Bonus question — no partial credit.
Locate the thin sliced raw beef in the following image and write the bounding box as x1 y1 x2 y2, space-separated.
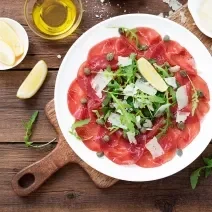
163 40 197 75
76 111 102 152
67 79 88 120
146 118 165 139
115 36 137 57
88 37 119 59
124 27 162 57
196 99 210 120
175 73 209 101
136 128 180 168
175 115 200 149
137 27 162 46
144 42 167 64
87 54 118 71
176 72 210 118
77 62 104 102
100 130 145 165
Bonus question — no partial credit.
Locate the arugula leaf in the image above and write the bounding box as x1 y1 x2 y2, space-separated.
205 168 212 178
120 27 139 47
203 158 212 178
70 119 91 139
153 63 170 78
190 157 212 189
187 75 199 116
110 93 135 133
24 111 39 147
156 91 171 139
190 167 203 189
148 95 166 104
203 157 212 165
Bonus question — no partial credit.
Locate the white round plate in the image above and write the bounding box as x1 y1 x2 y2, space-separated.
0 18 29 70
55 14 212 181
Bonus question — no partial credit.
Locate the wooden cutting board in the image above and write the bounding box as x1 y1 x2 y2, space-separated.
11 4 212 196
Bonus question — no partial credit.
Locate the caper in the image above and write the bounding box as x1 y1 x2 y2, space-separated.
138 44 148 51
163 35 170 42
176 149 183 157
197 90 204 98
106 53 114 61
102 135 110 142
118 27 125 35
96 118 105 126
180 70 187 78
96 152 104 158
84 67 91 76
177 122 185 131
80 97 87 104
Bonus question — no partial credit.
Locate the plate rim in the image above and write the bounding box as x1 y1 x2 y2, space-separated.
55 13 212 181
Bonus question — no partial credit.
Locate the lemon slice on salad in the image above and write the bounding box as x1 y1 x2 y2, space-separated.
17 60 48 99
137 57 168 92
0 39 16 66
0 21 23 57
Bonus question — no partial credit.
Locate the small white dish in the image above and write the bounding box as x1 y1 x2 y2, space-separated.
55 14 212 181
188 0 212 38
0 18 29 70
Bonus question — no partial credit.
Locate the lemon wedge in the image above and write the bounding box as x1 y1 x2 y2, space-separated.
17 60 48 99
137 57 168 92
0 39 16 66
0 21 23 57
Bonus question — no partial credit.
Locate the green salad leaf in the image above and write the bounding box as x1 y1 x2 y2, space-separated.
70 119 91 139
190 157 212 189
24 111 39 147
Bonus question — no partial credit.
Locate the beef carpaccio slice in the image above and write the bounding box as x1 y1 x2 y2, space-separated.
67 27 210 167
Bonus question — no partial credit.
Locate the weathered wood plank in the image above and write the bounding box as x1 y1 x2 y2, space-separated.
0 0 186 69
0 71 56 110
0 109 56 142
0 143 212 212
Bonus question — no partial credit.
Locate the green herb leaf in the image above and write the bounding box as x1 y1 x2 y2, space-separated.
190 157 212 189
110 93 135 133
24 111 39 147
205 168 212 178
71 119 90 131
70 119 91 139
190 168 203 189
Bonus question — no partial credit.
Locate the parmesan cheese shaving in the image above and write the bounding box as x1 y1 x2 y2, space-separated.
108 113 127 129
123 83 137 96
127 132 137 144
176 85 188 110
176 111 190 123
154 103 171 117
169 65 180 73
91 70 112 98
164 77 177 89
145 137 165 159
135 79 157 96
118 56 132 67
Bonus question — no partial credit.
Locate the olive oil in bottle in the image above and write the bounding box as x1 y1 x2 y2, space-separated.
32 0 77 36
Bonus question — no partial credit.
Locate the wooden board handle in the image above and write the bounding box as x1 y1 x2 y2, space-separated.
11 140 73 196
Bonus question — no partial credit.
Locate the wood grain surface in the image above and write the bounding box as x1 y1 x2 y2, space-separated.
1 0 212 211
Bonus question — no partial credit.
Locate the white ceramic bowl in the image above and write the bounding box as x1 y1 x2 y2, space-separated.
55 14 212 181
0 18 29 70
188 0 212 38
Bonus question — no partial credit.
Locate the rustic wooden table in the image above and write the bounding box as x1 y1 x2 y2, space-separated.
2 0 212 211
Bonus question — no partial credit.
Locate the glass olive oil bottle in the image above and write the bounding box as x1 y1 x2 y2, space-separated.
32 0 77 36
